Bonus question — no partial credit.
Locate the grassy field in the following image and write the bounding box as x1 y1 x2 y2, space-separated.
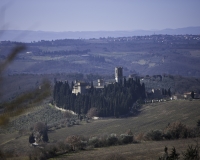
56 138 199 160
46 99 200 142
0 99 200 159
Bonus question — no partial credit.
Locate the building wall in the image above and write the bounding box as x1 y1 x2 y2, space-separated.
151 89 163 99
72 82 87 95
98 79 104 86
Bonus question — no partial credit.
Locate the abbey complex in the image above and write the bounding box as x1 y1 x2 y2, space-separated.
53 67 146 117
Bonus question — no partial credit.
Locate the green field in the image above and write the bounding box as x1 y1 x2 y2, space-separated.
56 139 198 160
48 99 200 140
1 99 200 159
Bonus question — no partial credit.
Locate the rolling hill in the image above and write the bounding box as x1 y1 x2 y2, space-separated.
1 99 200 159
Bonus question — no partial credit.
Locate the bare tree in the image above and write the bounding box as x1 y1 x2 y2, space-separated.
66 135 81 151
87 107 99 119
34 122 47 134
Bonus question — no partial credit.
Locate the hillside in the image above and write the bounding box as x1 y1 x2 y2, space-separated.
49 99 200 139
1 99 200 158
56 139 198 160
1 35 200 77
1 73 200 103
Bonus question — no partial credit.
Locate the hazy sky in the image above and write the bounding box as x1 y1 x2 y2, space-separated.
0 0 200 32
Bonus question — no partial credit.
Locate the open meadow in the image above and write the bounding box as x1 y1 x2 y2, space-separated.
47 99 200 140
56 138 199 160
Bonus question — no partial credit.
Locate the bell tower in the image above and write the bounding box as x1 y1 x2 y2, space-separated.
115 67 123 83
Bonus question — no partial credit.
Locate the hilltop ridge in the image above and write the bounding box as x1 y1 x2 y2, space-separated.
1 26 200 42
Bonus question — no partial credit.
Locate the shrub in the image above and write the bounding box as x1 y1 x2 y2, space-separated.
120 134 133 144
107 134 118 146
56 141 70 152
88 135 108 148
98 134 109 147
163 146 169 159
125 129 133 135
87 107 99 119
67 122 71 127
145 130 163 141
169 147 180 160
135 132 145 141
45 144 58 158
159 144 199 160
80 140 87 150
182 145 199 160
74 120 80 125
185 127 199 138
70 120 75 125
29 148 45 160
63 111 73 118
89 136 100 148
158 146 180 160
66 135 81 151
163 121 190 139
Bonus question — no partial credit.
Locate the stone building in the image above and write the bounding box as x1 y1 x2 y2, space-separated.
72 81 88 95
97 79 104 86
115 67 123 83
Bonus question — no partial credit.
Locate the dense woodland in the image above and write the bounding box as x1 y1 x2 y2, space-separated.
53 78 146 117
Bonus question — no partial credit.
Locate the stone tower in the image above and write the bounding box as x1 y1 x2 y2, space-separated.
115 67 123 83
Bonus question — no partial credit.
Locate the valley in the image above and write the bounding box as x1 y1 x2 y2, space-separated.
0 35 200 159
1 35 200 77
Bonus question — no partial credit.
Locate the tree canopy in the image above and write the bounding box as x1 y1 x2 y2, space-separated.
53 78 146 117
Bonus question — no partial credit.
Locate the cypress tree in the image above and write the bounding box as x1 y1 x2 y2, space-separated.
42 131 49 142
53 77 146 117
191 91 195 99
29 133 35 144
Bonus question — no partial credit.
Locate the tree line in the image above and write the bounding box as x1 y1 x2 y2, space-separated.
35 49 90 56
53 78 146 117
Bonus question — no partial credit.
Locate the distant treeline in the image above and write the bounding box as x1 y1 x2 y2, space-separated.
27 39 86 46
53 78 146 117
87 55 105 63
34 49 90 56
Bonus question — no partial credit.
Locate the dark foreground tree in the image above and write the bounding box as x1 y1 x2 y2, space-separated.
42 131 49 142
197 119 200 127
169 147 180 160
182 145 199 160
191 91 195 99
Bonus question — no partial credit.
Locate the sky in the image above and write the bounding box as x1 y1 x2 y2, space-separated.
0 0 200 32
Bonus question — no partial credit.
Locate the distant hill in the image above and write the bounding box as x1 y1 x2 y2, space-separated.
0 26 200 42
1 34 200 77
